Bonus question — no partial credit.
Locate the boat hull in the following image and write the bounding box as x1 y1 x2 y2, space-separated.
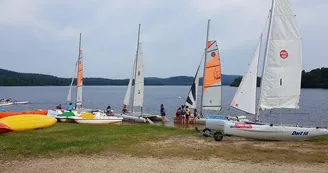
0 114 56 133
125 112 162 121
71 117 123 124
224 121 328 141
121 114 147 123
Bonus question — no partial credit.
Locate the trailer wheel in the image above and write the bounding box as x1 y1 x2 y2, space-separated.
213 132 223 141
202 128 211 137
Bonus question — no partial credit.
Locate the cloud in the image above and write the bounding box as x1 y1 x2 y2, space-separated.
0 0 327 78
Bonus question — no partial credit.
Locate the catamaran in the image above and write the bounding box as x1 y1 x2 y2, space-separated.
222 0 328 141
54 33 122 123
120 24 160 124
175 20 249 125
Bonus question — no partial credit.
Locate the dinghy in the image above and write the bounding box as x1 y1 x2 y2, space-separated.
70 112 123 124
177 20 249 126
119 24 158 124
221 0 328 141
0 100 28 106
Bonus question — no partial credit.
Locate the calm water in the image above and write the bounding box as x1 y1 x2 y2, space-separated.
0 86 327 127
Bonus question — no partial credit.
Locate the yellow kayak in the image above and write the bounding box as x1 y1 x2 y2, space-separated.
0 114 57 134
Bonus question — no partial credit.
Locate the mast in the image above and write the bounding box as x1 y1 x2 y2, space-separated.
255 0 276 121
75 33 82 109
200 19 210 117
131 24 141 113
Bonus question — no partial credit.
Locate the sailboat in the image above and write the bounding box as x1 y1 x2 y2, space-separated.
175 20 249 125
223 0 328 141
120 24 160 124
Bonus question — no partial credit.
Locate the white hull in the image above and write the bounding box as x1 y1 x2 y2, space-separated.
71 116 123 124
121 114 147 123
0 102 13 106
224 121 328 141
125 112 162 121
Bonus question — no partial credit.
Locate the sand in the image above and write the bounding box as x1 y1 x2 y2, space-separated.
1 155 327 173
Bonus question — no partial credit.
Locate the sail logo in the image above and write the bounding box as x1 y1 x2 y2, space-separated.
291 131 309 136
280 50 288 59
211 52 216 57
235 124 252 129
213 68 220 80
138 71 140 76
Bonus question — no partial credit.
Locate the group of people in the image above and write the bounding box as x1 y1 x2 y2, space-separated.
56 103 116 116
54 102 196 123
175 105 198 124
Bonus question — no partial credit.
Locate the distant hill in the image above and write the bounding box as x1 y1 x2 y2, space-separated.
0 68 240 86
230 67 328 89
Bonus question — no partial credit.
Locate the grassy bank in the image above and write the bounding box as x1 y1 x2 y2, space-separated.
0 123 192 159
1 123 328 164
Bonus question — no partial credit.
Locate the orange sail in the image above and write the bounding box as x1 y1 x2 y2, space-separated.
76 48 83 109
202 40 222 111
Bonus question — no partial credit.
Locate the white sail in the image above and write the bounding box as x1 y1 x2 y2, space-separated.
185 64 201 109
259 0 302 110
66 63 77 104
133 43 144 107
202 40 222 111
123 58 136 106
231 35 262 114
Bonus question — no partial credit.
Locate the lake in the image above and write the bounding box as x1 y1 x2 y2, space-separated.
0 86 327 127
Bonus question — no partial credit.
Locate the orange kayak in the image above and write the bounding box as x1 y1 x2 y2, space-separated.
0 110 48 119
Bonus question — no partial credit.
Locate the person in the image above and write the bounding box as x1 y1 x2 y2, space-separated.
67 103 74 112
185 106 191 124
6 98 11 102
106 105 112 116
193 108 198 124
122 104 128 114
56 104 62 110
160 104 166 122
181 105 186 124
175 107 181 120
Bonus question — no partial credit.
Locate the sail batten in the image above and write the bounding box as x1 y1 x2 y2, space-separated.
258 0 302 111
202 40 222 111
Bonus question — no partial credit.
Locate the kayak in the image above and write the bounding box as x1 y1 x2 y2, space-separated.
0 110 48 119
0 114 56 134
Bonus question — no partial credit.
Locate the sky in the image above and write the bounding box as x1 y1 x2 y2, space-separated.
0 0 327 79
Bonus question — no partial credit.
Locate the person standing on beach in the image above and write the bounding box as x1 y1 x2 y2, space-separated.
181 105 186 124
185 106 191 124
67 103 74 112
160 104 166 122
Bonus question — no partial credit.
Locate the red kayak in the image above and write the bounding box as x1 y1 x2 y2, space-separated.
0 110 48 119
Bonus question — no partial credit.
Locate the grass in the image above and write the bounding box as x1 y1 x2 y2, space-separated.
0 123 192 159
1 123 328 164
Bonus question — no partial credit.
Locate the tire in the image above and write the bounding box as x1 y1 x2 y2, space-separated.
202 128 212 137
213 132 223 141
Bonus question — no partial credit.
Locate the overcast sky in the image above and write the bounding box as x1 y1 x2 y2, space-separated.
0 0 327 79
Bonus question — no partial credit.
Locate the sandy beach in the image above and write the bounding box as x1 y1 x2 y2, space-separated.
1 155 327 173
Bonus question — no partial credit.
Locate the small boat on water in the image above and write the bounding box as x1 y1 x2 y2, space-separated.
0 100 29 106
